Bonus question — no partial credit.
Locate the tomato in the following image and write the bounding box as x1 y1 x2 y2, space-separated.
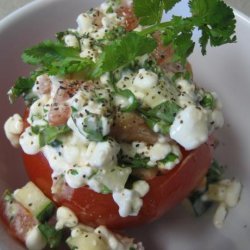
23 142 212 229
0 196 38 244
20 5 212 230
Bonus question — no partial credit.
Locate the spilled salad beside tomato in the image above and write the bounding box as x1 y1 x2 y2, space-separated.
1 0 242 249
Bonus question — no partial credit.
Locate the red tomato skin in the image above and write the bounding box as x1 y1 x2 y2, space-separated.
23 142 212 229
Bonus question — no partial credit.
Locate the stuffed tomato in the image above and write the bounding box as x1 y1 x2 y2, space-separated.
4 0 226 230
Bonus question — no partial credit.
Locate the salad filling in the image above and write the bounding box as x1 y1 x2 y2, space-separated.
4 0 227 218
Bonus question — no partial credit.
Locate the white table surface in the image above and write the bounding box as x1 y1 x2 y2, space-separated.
0 0 250 20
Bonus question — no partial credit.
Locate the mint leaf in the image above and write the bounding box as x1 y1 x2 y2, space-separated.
92 32 157 78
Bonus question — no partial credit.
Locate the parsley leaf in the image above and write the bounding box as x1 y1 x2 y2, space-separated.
8 77 35 103
139 0 236 63
189 0 237 55
133 0 181 25
162 0 181 11
133 0 164 25
92 32 157 78
22 40 95 76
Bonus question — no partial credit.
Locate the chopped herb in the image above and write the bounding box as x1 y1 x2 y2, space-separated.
101 185 112 194
37 125 71 147
161 153 178 163
73 114 105 142
69 169 79 176
116 89 139 112
188 160 224 216
200 92 215 109
141 100 180 134
38 223 62 249
206 160 224 184
119 153 150 169
3 190 13 203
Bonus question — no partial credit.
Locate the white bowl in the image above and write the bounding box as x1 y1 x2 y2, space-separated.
0 1 250 249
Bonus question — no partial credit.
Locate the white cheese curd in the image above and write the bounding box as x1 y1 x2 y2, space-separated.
4 114 24 147
19 127 40 155
170 105 209 150
102 13 121 29
116 71 176 108
86 140 120 168
80 48 97 61
148 142 171 162
65 166 93 189
132 180 150 197
100 73 110 85
209 109 224 130
71 224 94 237
176 79 196 108
64 34 79 48
56 206 78 230
101 116 111 136
113 189 143 217
114 95 131 109
213 203 228 229
67 117 90 143
25 225 47 250
62 144 82 165
82 100 103 115
27 95 50 126
201 179 242 228
164 144 182 170
133 69 158 89
77 14 93 34
95 226 130 250
42 145 70 176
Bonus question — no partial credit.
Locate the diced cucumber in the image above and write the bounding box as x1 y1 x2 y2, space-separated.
66 232 109 250
13 182 55 222
93 166 132 192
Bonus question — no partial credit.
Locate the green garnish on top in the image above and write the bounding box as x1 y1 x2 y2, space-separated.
9 0 236 103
